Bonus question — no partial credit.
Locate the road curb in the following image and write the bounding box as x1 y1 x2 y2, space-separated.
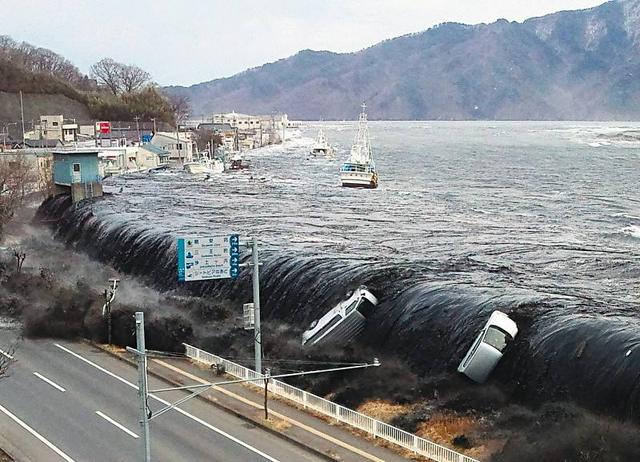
86 341 336 462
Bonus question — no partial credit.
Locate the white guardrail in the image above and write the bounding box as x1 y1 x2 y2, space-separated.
183 343 479 462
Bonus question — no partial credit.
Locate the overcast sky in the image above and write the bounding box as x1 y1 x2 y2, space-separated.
1 0 605 86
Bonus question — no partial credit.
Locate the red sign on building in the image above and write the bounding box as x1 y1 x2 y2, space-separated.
97 121 111 134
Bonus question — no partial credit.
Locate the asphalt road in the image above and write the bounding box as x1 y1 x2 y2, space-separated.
0 332 324 462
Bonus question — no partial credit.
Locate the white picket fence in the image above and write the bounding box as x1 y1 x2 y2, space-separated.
183 343 479 462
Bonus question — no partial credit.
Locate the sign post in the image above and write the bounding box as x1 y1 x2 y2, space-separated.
177 234 240 282
251 237 262 374
176 233 262 373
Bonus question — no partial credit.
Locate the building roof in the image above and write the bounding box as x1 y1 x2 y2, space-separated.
23 139 63 148
197 122 235 132
216 112 252 118
52 149 100 156
153 132 192 142
139 143 170 156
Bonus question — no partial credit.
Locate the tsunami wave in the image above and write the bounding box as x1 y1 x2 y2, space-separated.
36 194 640 421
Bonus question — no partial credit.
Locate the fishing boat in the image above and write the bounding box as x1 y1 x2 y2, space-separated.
184 151 224 174
227 153 249 170
302 286 378 348
340 103 378 188
310 128 335 157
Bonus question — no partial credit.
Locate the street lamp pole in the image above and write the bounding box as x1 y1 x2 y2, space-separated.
132 312 151 462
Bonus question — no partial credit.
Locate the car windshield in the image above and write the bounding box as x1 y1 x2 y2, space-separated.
344 300 359 315
483 327 512 352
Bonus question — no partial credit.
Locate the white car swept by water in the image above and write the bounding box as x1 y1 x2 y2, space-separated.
302 286 378 347
457 310 518 383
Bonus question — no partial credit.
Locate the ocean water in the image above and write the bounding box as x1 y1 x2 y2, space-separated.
99 121 640 308
42 121 640 418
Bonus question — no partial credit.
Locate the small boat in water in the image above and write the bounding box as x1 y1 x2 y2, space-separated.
227 153 249 170
302 286 378 347
340 103 378 188
310 128 335 157
184 151 224 174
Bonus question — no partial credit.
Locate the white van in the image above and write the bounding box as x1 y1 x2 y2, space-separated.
457 311 518 383
302 286 378 347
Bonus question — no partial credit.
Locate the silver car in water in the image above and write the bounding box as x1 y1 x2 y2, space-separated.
302 286 378 347
457 311 518 383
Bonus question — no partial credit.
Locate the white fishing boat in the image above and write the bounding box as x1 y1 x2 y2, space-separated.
310 128 335 157
340 103 378 188
184 151 224 174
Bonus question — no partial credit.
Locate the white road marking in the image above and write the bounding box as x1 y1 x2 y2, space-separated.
33 372 66 392
54 343 281 462
0 349 14 360
154 359 387 462
0 402 76 462
95 411 139 439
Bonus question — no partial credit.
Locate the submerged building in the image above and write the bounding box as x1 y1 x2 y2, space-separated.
52 150 103 202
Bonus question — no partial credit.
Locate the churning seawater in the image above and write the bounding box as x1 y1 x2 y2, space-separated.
41 121 640 418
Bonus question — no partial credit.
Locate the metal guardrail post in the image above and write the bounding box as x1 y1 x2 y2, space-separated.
182 343 479 462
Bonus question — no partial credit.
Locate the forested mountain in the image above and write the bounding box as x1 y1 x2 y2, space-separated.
166 0 640 120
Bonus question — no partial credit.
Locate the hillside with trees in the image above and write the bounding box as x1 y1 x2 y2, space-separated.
0 36 176 124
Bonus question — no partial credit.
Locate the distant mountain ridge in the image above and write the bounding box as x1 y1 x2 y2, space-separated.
166 0 640 120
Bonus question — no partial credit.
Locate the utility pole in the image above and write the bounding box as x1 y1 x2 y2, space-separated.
251 237 262 374
134 116 141 143
150 118 157 135
175 115 182 165
102 278 119 345
19 91 25 148
282 115 285 143
133 312 151 462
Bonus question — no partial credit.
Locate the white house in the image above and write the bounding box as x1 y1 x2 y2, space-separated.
150 132 194 163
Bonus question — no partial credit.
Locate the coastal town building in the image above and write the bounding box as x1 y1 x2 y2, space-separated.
196 122 238 151
24 115 80 143
150 131 195 163
98 144 170 176
205 112 289 150
52 149 103 202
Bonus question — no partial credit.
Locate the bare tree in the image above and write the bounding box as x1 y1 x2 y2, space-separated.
0 37 83 83
0 155 37 234
90 58 123 96
37 157 55 198
168 94 191 126
13 248 25 273
194 128 222 152
119 64 151 93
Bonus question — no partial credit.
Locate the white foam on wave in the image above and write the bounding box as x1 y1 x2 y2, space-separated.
621 225 640 239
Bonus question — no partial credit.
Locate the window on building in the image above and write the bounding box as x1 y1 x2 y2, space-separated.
73 163 81 172
52 122 59 126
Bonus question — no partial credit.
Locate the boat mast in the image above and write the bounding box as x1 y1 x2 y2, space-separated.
350 102 371 164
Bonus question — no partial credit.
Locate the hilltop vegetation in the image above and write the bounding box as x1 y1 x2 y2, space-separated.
166 0 640 120
0 36 176 124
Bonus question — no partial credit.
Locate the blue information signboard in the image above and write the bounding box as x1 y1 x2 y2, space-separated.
177 234 240 281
